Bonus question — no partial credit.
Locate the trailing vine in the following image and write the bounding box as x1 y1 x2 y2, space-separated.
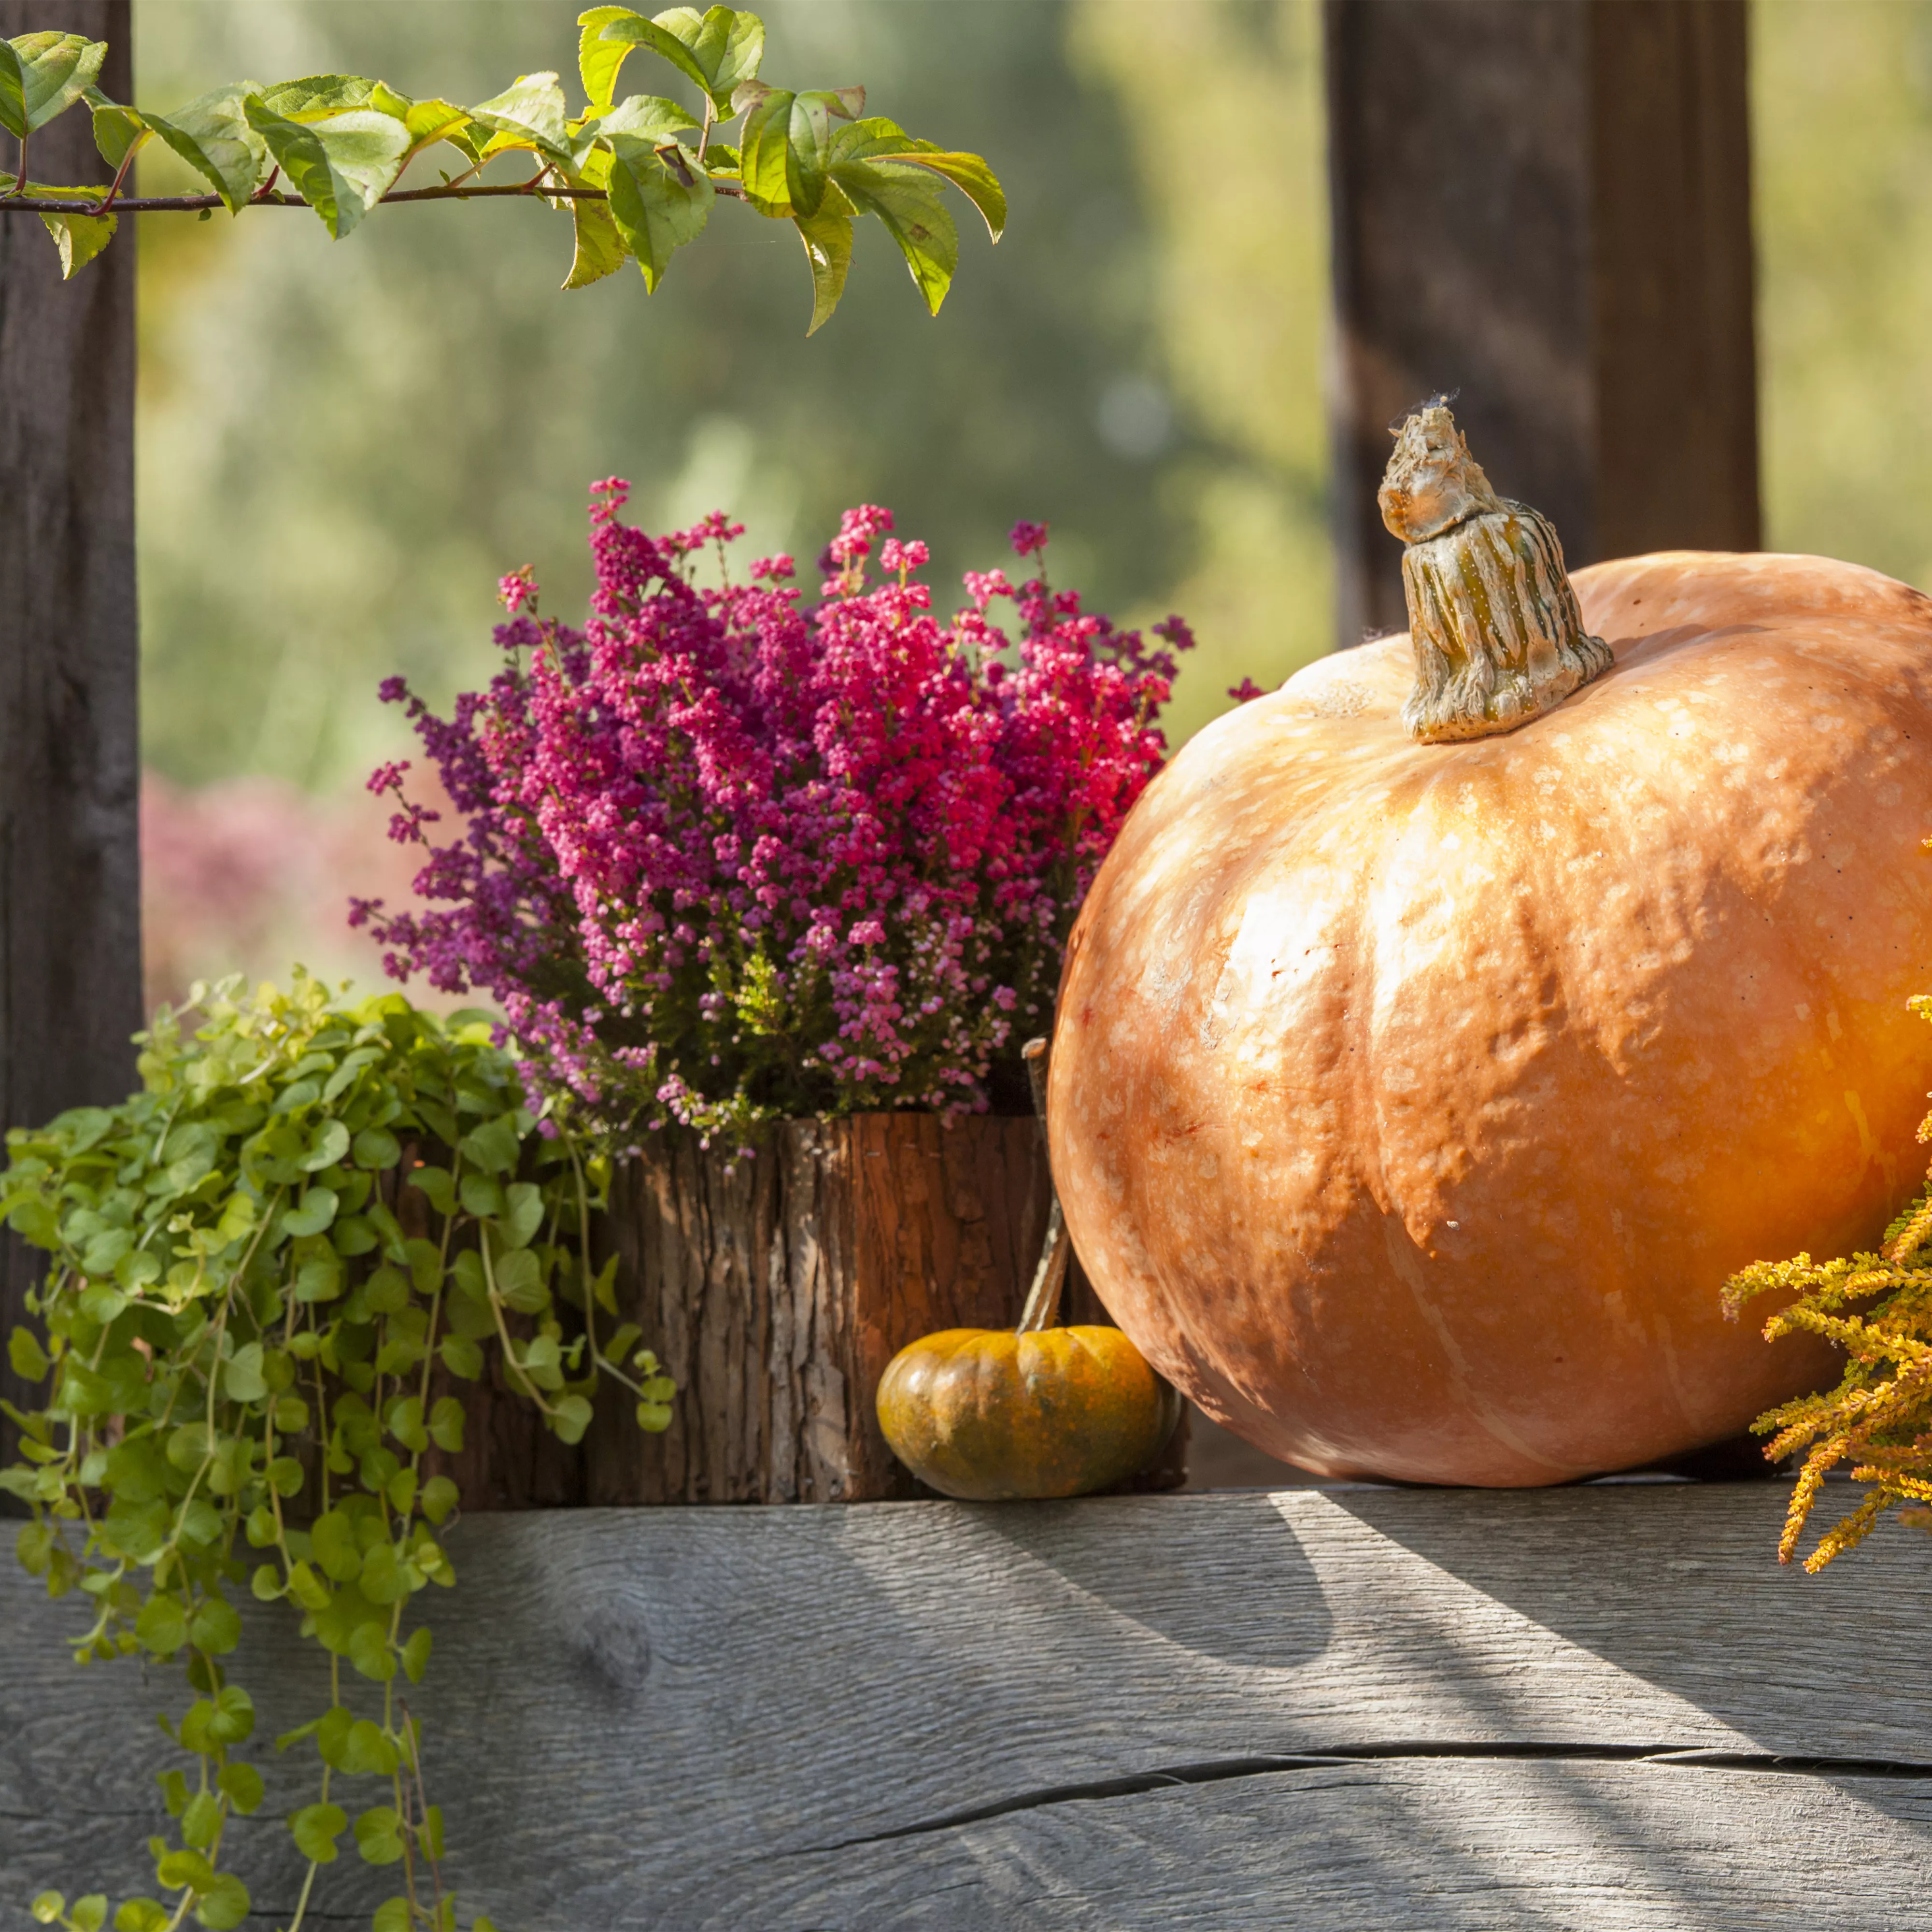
5 971 671 1932
1725 979 1932 1571
0 7 1004 329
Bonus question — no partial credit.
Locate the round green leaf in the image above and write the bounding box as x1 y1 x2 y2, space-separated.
290 1800 347 1864
134 1592 188 1657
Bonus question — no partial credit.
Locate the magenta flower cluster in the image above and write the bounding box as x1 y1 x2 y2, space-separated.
353 485 1193 1144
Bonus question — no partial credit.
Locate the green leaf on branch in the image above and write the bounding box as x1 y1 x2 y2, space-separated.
826 116 1005 241
566 195 628 288
736 85 789 212
594 92 700 142
466 70 572 166
661 5 767 112
84 86 148 171
145 85 268 215
901 144 1006 242
373 87 471 158
831 156 959 314
577 6 643 110
607 135 713 289
244 99 412 239
256 73 377 119
793 203 852 334
591 6 764 115
0 32 108 140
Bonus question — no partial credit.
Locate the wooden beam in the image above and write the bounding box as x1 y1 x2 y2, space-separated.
4 1485 1929 1925
1326 0 1759 647
0 0 141 1476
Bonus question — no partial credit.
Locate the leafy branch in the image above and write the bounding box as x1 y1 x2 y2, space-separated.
0 6 1005 330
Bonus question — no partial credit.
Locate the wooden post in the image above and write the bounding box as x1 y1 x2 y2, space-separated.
1325 0 1759 647
0 0 142 1474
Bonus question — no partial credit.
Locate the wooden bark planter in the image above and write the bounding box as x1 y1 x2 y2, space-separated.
583 1112 1183 1504
420 1112 1186 1508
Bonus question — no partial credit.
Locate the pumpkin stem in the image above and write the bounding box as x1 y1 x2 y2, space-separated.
1018 1036 1070 1333
1379 402 1613 743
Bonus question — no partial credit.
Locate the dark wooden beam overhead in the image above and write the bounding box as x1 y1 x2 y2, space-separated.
0 0 141 1472
1325 0 1759 647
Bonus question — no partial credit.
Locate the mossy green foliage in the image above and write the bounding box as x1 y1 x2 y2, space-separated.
4 971 671 1932
1726 992 1932 1574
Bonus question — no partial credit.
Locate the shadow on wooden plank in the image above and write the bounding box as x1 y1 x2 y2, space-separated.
5 1488 1929 1930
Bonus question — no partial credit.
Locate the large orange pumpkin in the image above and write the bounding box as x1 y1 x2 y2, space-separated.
1049 412 1932 1486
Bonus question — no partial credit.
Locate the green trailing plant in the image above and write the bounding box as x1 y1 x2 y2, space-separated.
5 970 672 1932
1725 989 1932 1573
0 7 1003 328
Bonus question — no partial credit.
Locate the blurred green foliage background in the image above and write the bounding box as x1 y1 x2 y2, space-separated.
127 0 1932 990
132 0 1329 797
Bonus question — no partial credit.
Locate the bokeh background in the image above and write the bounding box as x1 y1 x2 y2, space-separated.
134 0 1921 1007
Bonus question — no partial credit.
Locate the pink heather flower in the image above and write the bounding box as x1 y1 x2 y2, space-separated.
1008 519 1050 558
962 568 1012 614
359 490 1193 1144
1229 677 1267 704
498 566 538 615
588 478 630 524
751 554 796 582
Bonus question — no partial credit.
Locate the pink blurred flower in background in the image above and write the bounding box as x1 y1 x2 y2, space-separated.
141 769 450 1015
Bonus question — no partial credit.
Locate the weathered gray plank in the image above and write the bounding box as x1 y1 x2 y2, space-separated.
5 1485 1929 1927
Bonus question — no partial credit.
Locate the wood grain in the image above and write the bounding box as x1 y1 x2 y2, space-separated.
5 1484 1930 1927
0 0 142 1485
585 1114 1092 1503
1324 0 1758 648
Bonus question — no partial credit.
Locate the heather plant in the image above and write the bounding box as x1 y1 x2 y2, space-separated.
356 490 1193 1148
1725 981 1932 1571
0 10 1001 328
6 971 671 1932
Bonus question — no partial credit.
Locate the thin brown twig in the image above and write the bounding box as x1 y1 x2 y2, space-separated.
0 176 748 215
85 142 142 218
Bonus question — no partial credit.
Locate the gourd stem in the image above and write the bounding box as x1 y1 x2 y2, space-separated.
1018 1036 1069 1333
1379 403 1611 743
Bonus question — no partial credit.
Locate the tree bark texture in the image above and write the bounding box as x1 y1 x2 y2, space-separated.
582 1113 1185 1505
0 0 141 1481
1325 0 1759 648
